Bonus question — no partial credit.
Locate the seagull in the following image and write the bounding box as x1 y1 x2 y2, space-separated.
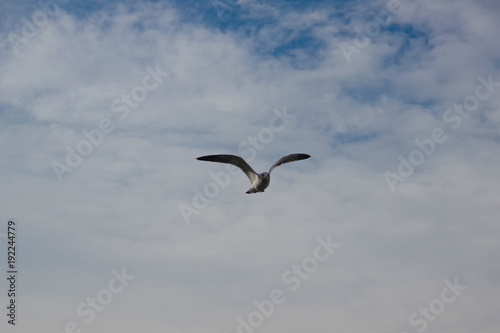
197 153 311 194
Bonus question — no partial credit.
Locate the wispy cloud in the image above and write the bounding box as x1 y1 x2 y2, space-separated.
0 0 499 332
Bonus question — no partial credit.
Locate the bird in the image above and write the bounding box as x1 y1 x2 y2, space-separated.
196 153 311 194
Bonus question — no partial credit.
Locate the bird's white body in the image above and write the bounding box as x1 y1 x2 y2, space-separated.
247 172 270 193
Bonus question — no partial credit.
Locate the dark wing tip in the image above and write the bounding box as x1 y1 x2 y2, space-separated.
292 153 310 161
196 155 220 161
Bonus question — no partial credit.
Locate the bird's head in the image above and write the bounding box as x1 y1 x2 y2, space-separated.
260 172 270 179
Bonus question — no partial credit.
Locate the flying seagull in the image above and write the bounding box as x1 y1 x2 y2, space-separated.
197 153 311 194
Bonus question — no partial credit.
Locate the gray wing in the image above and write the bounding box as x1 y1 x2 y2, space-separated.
268 153 311 174
197 154 258 183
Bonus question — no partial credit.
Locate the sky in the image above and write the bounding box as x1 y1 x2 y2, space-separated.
0 0 499 332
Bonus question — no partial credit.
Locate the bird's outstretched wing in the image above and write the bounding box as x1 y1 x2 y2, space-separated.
268 153 311 174
197 154 258 183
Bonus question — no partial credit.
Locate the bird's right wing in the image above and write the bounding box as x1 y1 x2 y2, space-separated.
197 154 258 183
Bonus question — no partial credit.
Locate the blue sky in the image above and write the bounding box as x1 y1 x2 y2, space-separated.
1 0 500 332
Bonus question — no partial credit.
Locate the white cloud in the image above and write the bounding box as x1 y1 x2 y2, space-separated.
0 0 499 332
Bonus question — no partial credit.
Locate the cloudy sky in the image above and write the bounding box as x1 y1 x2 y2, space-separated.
1 0 499 332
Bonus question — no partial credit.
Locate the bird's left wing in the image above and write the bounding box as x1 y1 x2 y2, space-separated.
268 153 311 174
